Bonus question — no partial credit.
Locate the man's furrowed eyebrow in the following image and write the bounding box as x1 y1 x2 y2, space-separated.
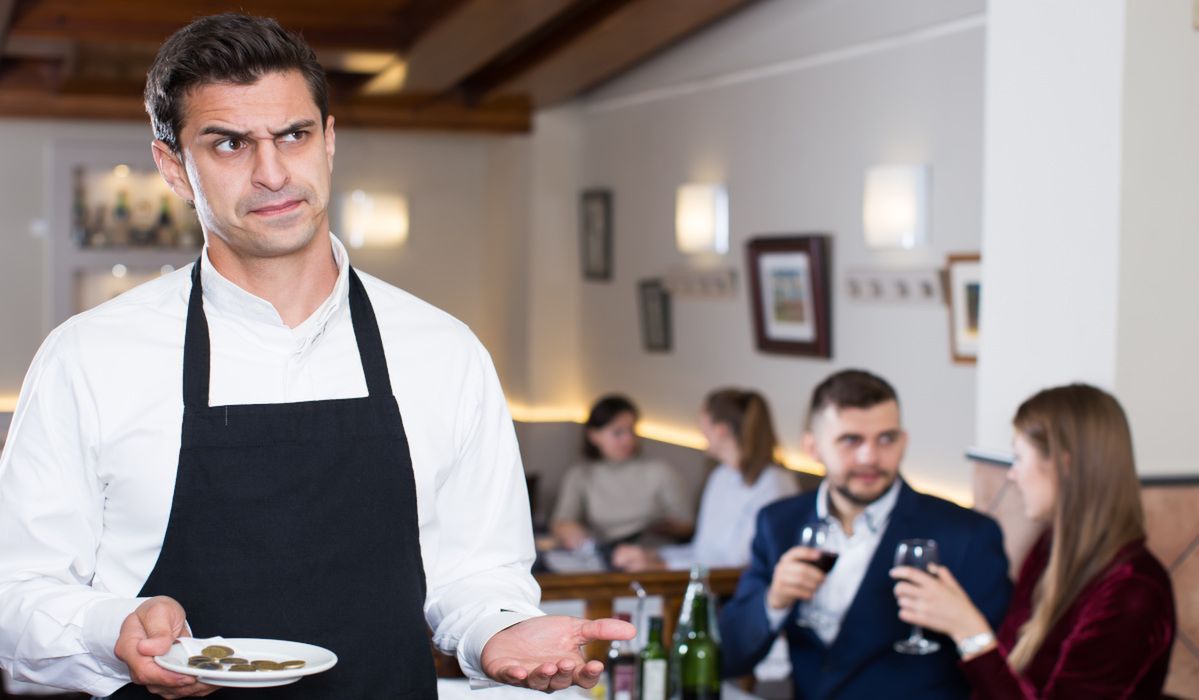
197 120 317 140
270 119 317 137
198 125 248 140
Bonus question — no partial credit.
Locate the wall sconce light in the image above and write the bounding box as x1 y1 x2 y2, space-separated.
341 190 409 249
862 165 929 249
675 183 729 255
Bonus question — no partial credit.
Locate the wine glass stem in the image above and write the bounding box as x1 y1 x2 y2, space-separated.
908 625 926 643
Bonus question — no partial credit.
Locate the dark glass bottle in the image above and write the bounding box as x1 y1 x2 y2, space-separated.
679 593 720 700
640 615 668 700
608 612 638 700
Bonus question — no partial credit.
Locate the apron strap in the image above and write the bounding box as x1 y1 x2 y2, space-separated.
347 268 393 397
182 258 393 408
183 260 211 409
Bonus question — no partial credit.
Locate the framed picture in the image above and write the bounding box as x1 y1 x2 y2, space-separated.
579 189 612 281
638 278 672 352
746 235 832 357
945 252 982 364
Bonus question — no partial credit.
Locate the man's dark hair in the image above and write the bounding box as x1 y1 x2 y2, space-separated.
144 13 329 153
804 369 899 430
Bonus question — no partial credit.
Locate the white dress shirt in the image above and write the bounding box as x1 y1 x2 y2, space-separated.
0 237 542 695
767 478 901 646
660 464 798 570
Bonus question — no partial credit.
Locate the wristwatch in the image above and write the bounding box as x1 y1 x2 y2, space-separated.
956 631 996 657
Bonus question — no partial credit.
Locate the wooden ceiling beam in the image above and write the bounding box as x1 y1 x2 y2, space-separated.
0 88 531 132
0 0 16 55
493 0 760 107
402 0 576 93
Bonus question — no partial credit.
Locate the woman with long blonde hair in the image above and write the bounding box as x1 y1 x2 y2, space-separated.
892 384 1174 698
611 388 799 571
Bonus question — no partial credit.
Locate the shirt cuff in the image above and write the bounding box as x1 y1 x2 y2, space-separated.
764 600 790 632
81 596 149 677
456 609 545 688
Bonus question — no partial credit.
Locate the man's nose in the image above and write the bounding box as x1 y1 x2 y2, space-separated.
252 142 290 191
854 442 878 465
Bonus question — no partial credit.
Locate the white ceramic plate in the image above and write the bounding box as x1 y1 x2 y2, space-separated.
155 638 338 688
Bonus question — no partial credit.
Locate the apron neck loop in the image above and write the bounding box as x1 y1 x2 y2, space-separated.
182 258 393 408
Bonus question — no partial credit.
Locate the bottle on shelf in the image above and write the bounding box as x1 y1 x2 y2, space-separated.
608 612 638 700
640 615 669 700
111 189 132 246
71 166 90 247
153 195 177 246
672 565 721 700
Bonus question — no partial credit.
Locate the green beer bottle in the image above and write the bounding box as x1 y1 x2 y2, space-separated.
640 616 668 700
679 592 720 699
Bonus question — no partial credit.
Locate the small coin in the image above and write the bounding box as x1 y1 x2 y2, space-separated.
202 645 235 659
187 656 214 666
219 657 248 665
278 660 306 669
195 662 221 671
229 664 257 672
251 660 283 671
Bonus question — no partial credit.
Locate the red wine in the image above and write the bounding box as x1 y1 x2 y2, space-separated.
813 550 839 573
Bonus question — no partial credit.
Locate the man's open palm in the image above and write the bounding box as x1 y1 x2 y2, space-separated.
482 615 636 692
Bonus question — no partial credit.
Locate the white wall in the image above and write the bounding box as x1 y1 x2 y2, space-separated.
1115 0 1199 476
0 120 523 395
525 0 989 501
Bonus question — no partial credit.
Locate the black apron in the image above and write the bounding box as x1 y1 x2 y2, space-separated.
110 262 437 698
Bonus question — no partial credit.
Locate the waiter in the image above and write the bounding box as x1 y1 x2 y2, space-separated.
0 13 632 699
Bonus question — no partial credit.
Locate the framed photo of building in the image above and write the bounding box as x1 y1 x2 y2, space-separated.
638 278 672 352
746 235 832 357
946 252 982 364
579 189 612 281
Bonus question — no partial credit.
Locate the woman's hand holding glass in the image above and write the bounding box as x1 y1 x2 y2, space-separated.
891 552 994 658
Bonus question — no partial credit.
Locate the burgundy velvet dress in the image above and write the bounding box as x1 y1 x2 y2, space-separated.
962 533 1175 699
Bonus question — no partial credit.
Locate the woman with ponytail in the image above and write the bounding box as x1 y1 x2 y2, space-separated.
891 384 1174 698
612 388 799 572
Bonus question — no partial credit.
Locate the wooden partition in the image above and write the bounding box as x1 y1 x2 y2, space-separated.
537 568 744 661
431 568 744 678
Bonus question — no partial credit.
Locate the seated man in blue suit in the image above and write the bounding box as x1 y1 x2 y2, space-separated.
720 369 1010 699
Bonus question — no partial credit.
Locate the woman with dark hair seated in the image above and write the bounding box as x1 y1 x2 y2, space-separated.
550 395 693 551
892 384 1175 698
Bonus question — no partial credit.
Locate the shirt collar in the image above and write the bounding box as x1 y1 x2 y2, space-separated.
815 476 902 535
199 234 351 347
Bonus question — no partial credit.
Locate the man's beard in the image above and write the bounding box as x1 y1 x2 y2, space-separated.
833 473 896 507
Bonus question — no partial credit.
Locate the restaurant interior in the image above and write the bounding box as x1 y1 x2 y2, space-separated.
0 0 1197 697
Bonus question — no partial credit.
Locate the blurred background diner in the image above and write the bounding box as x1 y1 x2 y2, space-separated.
0 0 1197 698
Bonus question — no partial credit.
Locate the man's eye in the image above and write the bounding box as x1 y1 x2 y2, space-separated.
215 138 245 153
279 131 307 143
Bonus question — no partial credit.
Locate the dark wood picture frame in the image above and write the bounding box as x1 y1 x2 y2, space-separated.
945 252 981 364
746 235 832 357
638 278 672 353
579 189 613 281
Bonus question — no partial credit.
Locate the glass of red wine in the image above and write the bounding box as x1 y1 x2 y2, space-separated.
795 520 839 629
893 538 941 655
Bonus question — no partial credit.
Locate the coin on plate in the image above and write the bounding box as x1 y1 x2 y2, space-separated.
219 657 248 665
279 660 306 669
251 660 283 671
202 645 235 659
228 664 257 672
195 662 222 671
187 656 213 666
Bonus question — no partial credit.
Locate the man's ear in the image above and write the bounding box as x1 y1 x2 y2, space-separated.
801 431 819 462
151 140 195 204
324 115 336 173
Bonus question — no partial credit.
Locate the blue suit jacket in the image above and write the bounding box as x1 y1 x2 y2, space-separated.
719 480 1010 700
